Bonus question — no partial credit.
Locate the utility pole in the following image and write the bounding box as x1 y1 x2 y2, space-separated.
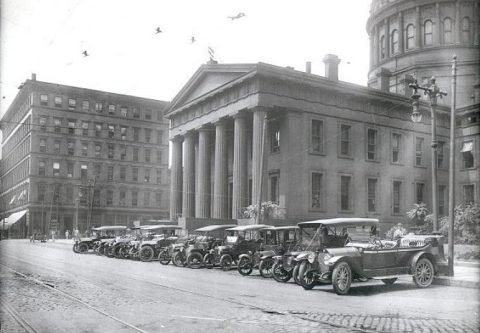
87 178 96 232
255 114 268 225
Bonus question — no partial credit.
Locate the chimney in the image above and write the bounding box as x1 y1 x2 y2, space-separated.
323 54 341 81
306 61 312 74
376 67 391 92
31 73 37 81
400 74 415 97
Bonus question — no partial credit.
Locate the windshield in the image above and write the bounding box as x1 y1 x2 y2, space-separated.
299 226 322 250
225 236 238 244
344 225 374 242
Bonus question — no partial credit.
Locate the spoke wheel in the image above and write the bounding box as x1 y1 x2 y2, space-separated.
120 246 130 259
173 251 186 267
272 263 292 283
105 246 115 258
381 278 397 285
203 254 214 269
72 244 79 253
158 250 171 265
237 257 252 275
299 261 315 290
220 254 233 271
187 252 204 269
292 263 301 285
140 246 155 262
77 243 89 254
413 258 434 288
332 261 352 295
259 257 274 278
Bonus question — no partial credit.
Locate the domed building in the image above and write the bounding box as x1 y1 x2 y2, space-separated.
366 0 479 107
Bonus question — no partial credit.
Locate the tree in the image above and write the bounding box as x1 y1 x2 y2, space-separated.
243 201 284 221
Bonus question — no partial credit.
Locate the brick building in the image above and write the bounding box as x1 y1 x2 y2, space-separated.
0 75 170 237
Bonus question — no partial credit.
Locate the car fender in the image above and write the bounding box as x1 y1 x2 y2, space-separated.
323 248 363 275
238 253 252 262
409 251 437 275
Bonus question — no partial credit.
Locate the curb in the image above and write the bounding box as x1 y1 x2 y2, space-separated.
433 277 479 289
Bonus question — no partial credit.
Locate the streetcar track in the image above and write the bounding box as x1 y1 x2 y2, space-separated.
0 299 38 333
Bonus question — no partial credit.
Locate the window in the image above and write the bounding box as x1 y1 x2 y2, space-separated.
416 182 425 204
366 128 377 160
157 130 164 144
67 162 74 178
391 29 399 54
133 108 139 119
108 125 115 138
95 102 103 112
133 127 139 141
94 163 102 177
67 140 75 155
406 24 415 50
311 119 323 153
462 17 471 43
82 100 90 111
392 133 401 163
54 118 62 132
463 185 475 204
144 192 150 206
95 123 102 137
54 96 62 107
367 178 377 212
144 168 151 182
120 145 126 160
40 94 48 106
437 140 445 168
81 141 88 157
145 129 152 143
269 120 280 153
269 173 279 203
311 172 323 209
37 183 46 202
107 143 114 159
39 138 47 152
156 149 162 163
53 162 60 176
339 124 351 156
38 160 46 176
340 175 351 211
80 164 88 179
53 140 60 154
132 167 138 181
120 126 127 140
132 191 138 206
156 192 162 206
119 190 126 206
156 169 162 184
66 185 74 203
380 35 386 59
107 165 114 181
81 121 89 136
68 120 76 135
438 185 447 216
393 180 402 214
94 143 102 158
68 98 76 110
145 109 152 120
443 18 452 43
461 141 474 169
424 20 433 45
39 116 47 131
108 104 116 114
120 166 126 181
133 148 139 161
106 190 113 206
415 137 425 166
120 106 128 117
145 149 151 162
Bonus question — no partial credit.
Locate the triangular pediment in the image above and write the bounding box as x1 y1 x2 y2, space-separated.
167 63 256 114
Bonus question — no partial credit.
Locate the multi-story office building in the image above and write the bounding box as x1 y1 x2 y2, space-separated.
0 74 170 237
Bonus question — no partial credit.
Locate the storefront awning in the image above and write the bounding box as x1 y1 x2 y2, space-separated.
460 141 473 153
1 210 27 230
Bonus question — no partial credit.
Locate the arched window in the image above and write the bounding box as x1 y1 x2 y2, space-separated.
391 29 399 54
424 20 433 45
462 17 471 43
406 24 415 49
443 17 452 44
380 35 386 59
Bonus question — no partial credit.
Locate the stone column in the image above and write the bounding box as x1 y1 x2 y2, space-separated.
170 136 183 221
385 18 390 59
398 12 404 54
232 114 248 219
416 6 422 49
434 3 441 45
369 32 374 68
195 127 211 218
455 1 460 44
251 108 267 207
213 120 228 219
182 131 195 218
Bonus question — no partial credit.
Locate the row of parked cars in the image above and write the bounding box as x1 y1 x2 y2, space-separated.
73 218 447 295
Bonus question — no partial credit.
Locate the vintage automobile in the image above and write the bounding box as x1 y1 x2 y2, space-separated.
204 224 273 271
73 226 127 254
158 234 197 266
269 227 304 283
297 218 447 294
136 225 183 262
237 225 299 278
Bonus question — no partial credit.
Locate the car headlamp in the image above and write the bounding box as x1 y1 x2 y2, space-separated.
322 253 332 263
307 252 316 264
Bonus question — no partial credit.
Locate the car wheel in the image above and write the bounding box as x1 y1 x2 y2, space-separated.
120 247 130 259
299 261 315 290
140 246 155 262
172 251 186 267
72 244 79 253
412 257 434 288
259 257 274 278
158 250 171 265
382 278 397 285
203 253 214 269
187 252 203 269
77 243 89 254
220 254 233 271
332 261 352 295
105 246 115 258
293 263 301 285
272 263 292 283
97 245 105 256
237 256 252 276
113 245 123 258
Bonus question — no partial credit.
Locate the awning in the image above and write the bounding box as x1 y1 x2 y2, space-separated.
461 141 473 153
1 210 27 230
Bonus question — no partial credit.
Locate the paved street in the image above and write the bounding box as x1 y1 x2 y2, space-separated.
0 240 478 333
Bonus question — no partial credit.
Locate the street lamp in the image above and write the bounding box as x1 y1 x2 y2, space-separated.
409 77 447 232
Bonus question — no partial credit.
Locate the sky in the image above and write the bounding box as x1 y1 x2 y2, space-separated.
0 0 372 118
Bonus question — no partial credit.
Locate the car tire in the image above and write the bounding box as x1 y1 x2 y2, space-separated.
220 254 233 271
299 261 316 290
105 246 115 258
120 246 130 259
140 246 155 262
237 256 252 276
187 252 203 269
172 251 186 267
272 263 292 283
332 261 352 295
412 257 434 288
77 243 89 254
293 263 301 285
259 257 274 278
158 250 171 265
72 244 79 253
113 245 123 259
203 253 214 269
381 278 397 285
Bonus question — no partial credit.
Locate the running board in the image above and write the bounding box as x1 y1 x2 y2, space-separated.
371 275 409 280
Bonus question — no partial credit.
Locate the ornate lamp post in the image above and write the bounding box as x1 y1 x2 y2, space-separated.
409 77 447 231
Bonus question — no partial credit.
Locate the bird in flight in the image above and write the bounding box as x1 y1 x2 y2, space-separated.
228 12 245 20
82 50 89 57
155 27 162 34
191 36 196 43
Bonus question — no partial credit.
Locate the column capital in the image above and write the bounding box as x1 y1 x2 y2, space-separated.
232 111 249 120
170 135 184 143
213 116 229 126
184 129 197 138
196 124 214 133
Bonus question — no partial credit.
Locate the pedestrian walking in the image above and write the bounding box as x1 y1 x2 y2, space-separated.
74 228 79 241
65 230 70 239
